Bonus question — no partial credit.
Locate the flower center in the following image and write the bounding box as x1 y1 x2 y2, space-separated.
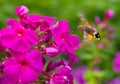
60 33 66 41
20 60 29 67
18 31 24 36
16 28 25 37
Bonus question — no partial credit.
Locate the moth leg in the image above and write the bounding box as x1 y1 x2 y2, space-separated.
77 12 86 24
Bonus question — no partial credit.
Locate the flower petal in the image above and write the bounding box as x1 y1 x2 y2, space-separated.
39 16 55 24
55 66 71 75
15 5 29 17
28 14 41 22
1 28 17 48
12 38 30 52
25 29 38 45
45 47 59 57
67 35 80 49
3 58 20 78
6 18 19 26
19 67 38 83
51 20 69 35
27 49 43 72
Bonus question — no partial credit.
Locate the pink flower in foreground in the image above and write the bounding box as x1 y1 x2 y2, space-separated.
15 6 55 30
0 40 5 52
51 20 80 54
113 52 120 72
49 66 73 84
51 20 80 62
23 14 55 30
15 5 29 17
6 18 19 26
44 42 60 57
3 49 43 83
1 22 38 52
44 47 59 57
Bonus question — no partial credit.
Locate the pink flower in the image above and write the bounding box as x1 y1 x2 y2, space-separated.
95 16 101 23
106 78 120 84
51 20 80 62
24 14 55 29
108 27 115 33
15 5 29 17
0 63 4 73
1 22 38 52
51 20 80 54
15 6 55 30
105 9 114 19
6 18 19 26
19 14 55 30
110 34 115 40
0 39 5 52
44 47 59 57
0 76 4 84
3 49 43 83
72 66 100 84
49 66 73 84
97 43 104 49
113 52 120 72
44 42 60 57
69 53 78 65
72 66 87 84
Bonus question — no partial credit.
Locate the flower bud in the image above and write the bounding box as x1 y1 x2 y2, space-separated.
105 9 114 19
15 5 29 17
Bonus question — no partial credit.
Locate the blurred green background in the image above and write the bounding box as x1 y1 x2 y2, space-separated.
0 0 120 84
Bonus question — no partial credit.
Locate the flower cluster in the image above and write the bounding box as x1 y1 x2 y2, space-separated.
95 9 115 49
0 5 80 84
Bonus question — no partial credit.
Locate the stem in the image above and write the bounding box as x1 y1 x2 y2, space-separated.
42 71 52 78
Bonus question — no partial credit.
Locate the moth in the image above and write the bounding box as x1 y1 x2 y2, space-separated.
77 12 100 41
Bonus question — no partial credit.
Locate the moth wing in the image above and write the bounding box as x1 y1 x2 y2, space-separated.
78 25 94 41
78 25 86 33
83 31 94 41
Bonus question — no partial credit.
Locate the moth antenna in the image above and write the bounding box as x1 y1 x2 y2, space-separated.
77 12 86 25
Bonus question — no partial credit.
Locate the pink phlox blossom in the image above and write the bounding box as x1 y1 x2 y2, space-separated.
3 49 43 83
49 66 73 84
1 22 38 53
